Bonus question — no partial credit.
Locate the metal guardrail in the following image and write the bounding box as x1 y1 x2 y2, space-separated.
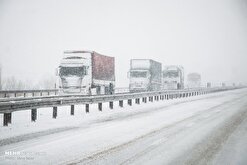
0 89 58 98
0 88 129 98
0 86 244 126
0 86 240 112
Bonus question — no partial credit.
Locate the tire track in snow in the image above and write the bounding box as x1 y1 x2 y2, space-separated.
174 103 247 165
66 95 246 165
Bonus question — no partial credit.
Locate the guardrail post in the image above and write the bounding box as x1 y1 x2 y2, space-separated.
135 98 140 104
14 93 17 97
3 113 8 126
53 107 57 118
119 100 123 107
86 104 89 113
31 109 37 122
109 101 113 109
40 92 42 96
128 99 132 106
71 105 74 115
157 96 159 101
8 113 11 124
32 92 35 97
48 92 50 96
3 113 11 126
149 96 153 102
24 93 26 97
98 103 102 111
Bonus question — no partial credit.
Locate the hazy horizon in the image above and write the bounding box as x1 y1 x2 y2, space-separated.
1 0 247 87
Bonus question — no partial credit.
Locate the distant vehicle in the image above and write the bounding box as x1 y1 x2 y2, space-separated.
187 73 201 88
128 59 162 92
207 82 211 88
57 50 115 95
162 65 184 90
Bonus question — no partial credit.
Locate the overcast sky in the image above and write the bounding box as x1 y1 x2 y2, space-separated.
0 0 247 87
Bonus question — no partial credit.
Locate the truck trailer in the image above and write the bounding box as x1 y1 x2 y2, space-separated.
128 59 162 92
187 72 201 88
162 65 184 90
57 50 115 95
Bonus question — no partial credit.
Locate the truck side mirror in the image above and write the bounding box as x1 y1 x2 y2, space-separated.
83 66 89 75
147 72 151 78
55 68 59 76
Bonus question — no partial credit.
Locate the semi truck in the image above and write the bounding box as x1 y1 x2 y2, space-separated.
128 59 162 92
57 50 115 95
162 65 184 90
187 72 201 88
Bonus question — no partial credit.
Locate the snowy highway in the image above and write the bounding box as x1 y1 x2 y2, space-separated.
0 88 247 165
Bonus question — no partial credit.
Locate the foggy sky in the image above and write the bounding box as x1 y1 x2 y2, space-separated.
0 0 247 87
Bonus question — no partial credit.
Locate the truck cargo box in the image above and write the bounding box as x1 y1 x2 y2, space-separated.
92 52 115 81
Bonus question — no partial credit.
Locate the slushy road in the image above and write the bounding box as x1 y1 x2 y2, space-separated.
0 88 247 165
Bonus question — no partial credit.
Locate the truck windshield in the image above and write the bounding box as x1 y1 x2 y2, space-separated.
163 71 178 78
130 71 147 78
60 67 84 76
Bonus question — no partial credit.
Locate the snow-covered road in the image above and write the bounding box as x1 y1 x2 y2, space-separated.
0 88 247 165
